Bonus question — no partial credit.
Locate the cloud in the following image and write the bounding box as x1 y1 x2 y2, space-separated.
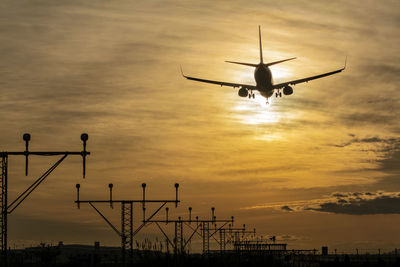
247 191 400 215
281 205 293 212
376 150 400 174
329 135 400 148
306 191 400 215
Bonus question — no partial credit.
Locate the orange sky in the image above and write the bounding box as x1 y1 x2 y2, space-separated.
1 0 400 252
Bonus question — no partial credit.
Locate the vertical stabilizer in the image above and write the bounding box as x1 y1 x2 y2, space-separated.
259 25 263 64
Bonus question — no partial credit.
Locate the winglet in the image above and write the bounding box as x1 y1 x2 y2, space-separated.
343 56 347 70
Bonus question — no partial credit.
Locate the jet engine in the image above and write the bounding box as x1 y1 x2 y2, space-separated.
283 86 293 95
238 87 249 97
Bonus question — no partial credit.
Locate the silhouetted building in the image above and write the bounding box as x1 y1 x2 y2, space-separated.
9 241 123 265
233 241 287 254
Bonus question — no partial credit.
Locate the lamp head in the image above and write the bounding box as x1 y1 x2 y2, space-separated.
81 133 89 142
23 133 31 142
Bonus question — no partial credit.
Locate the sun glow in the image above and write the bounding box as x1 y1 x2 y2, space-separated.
269 65 293 83
234 95 281 125
231 64 291 127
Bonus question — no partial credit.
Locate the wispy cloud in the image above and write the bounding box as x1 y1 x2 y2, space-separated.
329 136 400 148
245 191 400 215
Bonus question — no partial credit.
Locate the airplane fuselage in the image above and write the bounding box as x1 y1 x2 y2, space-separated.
254 64 274 98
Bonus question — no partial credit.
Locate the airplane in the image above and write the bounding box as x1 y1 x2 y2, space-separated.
181 26 346 104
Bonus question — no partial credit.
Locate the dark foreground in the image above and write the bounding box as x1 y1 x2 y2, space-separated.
5 250 400 267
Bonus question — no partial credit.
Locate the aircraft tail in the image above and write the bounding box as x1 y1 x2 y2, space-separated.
259 25 263 64
225 27 296 68
224 26 264 67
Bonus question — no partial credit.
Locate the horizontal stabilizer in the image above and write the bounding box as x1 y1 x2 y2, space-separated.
264 57 296 67
225 61 258 67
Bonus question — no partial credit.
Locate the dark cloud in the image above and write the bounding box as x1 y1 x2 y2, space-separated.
332 193 347 197
307 191 400 215
281 205 293 212
377 150 400 174
329 135 400 148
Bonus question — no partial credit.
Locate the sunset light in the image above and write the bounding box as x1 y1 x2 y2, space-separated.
1 0 399 264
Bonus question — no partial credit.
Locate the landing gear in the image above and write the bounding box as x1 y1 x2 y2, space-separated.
275 92 283 98
248 91 255 99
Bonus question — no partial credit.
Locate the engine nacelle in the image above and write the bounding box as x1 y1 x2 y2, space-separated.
238 87 248 97
283 86 293 95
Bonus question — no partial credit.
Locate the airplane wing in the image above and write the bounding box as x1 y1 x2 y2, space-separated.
181 67 257 90
272 59 346 90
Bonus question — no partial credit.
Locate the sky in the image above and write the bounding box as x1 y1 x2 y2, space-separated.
1 0 400 252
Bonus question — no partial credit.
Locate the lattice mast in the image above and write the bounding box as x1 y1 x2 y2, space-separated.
0 133 89 264
75 182 180 263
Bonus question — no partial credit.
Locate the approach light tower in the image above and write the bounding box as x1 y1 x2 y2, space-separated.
75 182 180 263
148 206 235 254
0 133 90 264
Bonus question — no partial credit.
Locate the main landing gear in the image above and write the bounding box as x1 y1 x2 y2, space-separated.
275 92 282 98
248 91 255 99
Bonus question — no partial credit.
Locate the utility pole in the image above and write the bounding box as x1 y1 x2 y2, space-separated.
1 133 90 265
75 182 180 264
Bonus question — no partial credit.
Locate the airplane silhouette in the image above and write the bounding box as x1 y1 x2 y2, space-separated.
182 26 346 104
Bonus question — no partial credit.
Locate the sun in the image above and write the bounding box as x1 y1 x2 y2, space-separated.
234 96 281 125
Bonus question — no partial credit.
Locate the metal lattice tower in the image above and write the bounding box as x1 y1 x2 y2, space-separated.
0 133 89 265
76 182 180 264
121 202 133 260
201 222 210 254
219 225 256 251
0 156 8 256
174 219 183 255
219 228 226 252
148 207 234 255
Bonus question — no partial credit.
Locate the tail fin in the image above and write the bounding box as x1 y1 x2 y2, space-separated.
259 25 263 64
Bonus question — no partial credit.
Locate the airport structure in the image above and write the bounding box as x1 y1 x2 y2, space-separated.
0 133 90 265
3 134 397 266
146 207 235 254
75 182 180 263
